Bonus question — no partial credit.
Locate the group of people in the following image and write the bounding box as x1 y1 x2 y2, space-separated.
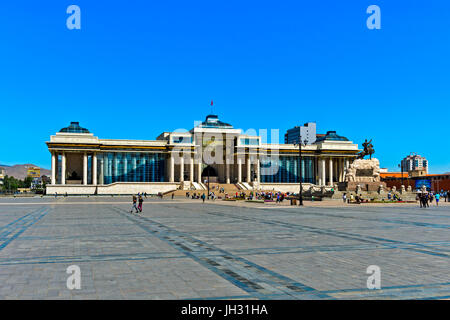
185 191 214 201
387 192 402 201
183 189 290 203
342 193 370 204
417 192 443 208
130 193 145 213
437 190 450 202
233 190 288 202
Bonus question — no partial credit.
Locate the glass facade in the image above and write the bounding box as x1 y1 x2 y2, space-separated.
260 156 315 184
240 138 259 146
101 152 165 184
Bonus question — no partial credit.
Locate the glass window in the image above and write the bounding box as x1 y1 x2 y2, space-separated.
240 138 259 146
100 152 165 184
173 136 192 144
260 156 315 184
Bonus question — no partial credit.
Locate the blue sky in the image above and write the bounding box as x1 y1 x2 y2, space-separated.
0 1 449 173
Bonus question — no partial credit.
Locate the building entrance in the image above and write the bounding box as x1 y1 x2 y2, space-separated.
202 166 218 183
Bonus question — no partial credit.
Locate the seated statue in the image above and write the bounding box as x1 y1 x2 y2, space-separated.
68 171 80 180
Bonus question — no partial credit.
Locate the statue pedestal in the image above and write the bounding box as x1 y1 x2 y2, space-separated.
338 181 386 192
341 158 385 192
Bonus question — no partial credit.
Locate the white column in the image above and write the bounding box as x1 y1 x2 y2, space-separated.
226 161 230 184
61 152 66 185
247 155 251 183
51 152 56 185
337 158 341 182
237 157 242 183
179 155 184 182
83 152 88 185
197 160 202 184
189 156 194 183
256 157 260 183
329 157 333 186
317 158 321 185
93 153 97 185
321 158 326 186
169 154 174 182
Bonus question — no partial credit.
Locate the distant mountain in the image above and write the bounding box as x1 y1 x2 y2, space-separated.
0 164 51 180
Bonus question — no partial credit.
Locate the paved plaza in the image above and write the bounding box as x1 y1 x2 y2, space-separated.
0 196 448 300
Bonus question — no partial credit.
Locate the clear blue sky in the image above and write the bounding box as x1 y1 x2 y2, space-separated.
1 1 449 173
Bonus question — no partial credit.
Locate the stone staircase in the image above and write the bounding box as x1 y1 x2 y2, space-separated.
166 183 241 198
206 183 240 195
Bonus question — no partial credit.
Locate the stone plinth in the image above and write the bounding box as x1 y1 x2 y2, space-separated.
338 181 386 192
345 158 381 183
341 158 385 192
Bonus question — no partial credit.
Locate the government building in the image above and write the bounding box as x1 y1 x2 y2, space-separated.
46 115 360 195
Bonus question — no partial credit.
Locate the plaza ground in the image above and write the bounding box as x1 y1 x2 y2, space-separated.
0 196 448 299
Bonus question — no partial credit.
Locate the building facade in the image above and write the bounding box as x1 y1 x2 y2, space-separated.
46 116 360 195
284 122 316 145
381 173 450 192
401 153 428 175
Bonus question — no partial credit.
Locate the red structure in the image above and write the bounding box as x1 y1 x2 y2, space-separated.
381 172 450 192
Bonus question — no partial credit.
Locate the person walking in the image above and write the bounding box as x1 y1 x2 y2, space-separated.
201 193 206 203
138 194 144 213
171 193 174 200
435 192 440 206
425 193 430 208
419 193 425 208
342 193 347 203
131 194 139 213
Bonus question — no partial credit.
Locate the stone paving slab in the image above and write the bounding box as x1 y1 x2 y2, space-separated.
0 197 448 299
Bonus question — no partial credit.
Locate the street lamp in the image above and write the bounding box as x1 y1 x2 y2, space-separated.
398 162 404 187
207 166 210 200
294 138 308 206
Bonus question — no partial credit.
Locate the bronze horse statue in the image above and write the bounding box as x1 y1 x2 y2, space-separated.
357 139 375 159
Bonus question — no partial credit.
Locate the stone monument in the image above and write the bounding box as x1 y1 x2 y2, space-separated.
340 139 386 192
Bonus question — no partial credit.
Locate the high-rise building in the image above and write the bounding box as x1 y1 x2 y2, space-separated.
284 122 316 145
401 153 428 175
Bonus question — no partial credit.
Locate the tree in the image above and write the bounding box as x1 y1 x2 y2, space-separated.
23 176 33 188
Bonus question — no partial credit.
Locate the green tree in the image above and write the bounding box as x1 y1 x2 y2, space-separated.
23 176 33 188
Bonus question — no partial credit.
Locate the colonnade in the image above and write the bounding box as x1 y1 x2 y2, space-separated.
317 157 350 186
51 151 97 185
168 152 260 184
51 151 351 186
